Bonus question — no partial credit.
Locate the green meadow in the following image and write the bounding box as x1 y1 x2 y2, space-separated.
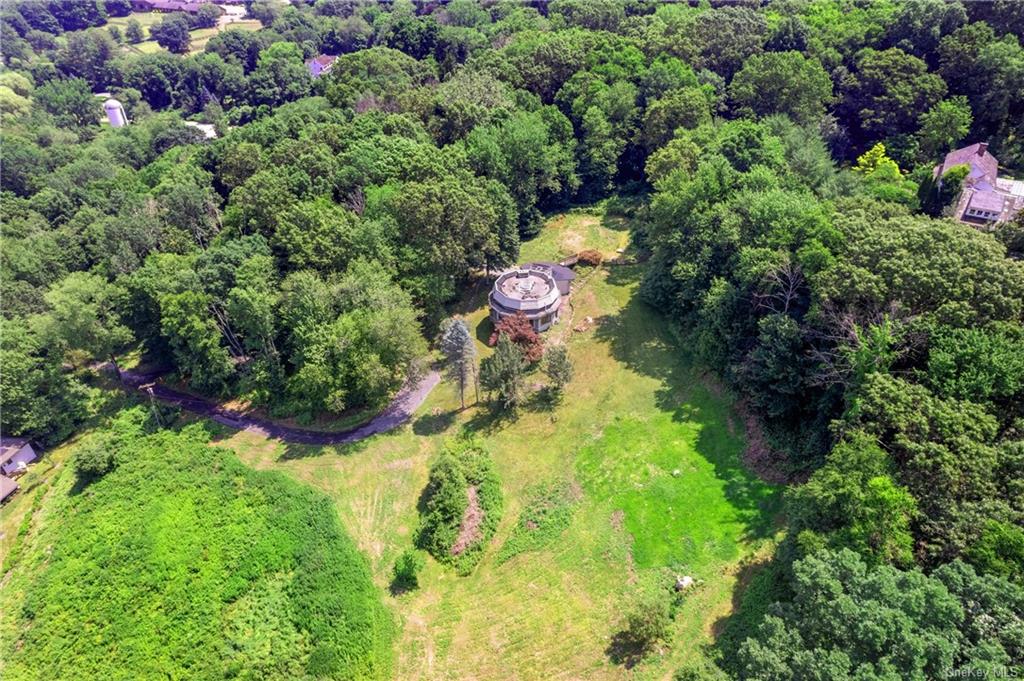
212 210 782 679
0 210 780 679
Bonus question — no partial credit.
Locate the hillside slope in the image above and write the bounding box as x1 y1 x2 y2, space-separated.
0 420 393 681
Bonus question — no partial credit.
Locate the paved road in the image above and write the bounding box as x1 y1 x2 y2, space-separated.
119 367 441 445
216 3 247 29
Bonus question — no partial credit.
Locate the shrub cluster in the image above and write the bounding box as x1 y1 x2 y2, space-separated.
497 479 579 564
4 418 394 680
417 437 502 575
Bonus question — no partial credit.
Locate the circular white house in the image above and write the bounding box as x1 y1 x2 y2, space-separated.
489 266 567 332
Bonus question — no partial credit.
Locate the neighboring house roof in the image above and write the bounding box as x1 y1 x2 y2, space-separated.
309 55 338 68
0 475 18 502
149 0 208 11
938 142 1023 226
0 438 30 466
937 142 999 186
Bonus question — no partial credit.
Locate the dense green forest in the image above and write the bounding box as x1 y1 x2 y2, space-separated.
2 0 1024 679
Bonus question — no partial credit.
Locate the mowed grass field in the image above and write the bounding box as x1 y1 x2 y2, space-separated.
108 12 261 55
214 210 783 679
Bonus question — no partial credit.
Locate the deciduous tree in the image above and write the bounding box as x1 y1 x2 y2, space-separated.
729 51 833 125
150 13 192 54
489 312 543 363
916 96 973 161
125 18 144 43
37 272 132 374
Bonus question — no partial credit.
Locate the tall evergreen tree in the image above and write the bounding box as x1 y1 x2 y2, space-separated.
439 317 478 408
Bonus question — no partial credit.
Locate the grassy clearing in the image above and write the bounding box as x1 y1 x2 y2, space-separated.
523 210 630 263
190 20 261 53
106 11 163 36
217 208 781 679
110 12 261 56
0 209 777 679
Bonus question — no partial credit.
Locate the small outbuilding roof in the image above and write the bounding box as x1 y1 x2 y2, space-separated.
521 261 576 282
0 475 18 502
968 190 1008 213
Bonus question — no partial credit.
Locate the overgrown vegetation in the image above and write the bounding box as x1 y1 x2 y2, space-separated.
2 410 394 680
417 437 502 575
0 484 48 574
496 479 580 564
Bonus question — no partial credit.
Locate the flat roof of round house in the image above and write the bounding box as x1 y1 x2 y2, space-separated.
520 261 576 282
490 268 561 315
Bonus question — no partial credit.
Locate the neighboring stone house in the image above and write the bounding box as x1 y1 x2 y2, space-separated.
0 437 38 477
306 55 338 78
935 142 1024 227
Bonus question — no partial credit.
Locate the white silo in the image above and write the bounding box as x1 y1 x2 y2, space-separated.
103 98 127 128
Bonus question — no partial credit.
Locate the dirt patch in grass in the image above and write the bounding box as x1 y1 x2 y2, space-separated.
451 486 483 556
736 400 792 485
608 509 637 584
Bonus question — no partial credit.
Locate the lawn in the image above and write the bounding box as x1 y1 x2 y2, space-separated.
214 208 782 679
106 11 164 36
0 208 779 679
109 12 262 55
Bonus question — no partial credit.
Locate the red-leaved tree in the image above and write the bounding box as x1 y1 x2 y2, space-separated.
489 313 544 362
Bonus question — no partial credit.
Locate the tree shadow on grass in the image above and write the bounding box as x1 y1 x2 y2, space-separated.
413 410 457 436
278 438 370 460
603 262 645 288
605 630 648 670
475 315 494 346
593 293 782 543
388 577 418 597
523 386 558 413
461 403 514 436
710 556 791 677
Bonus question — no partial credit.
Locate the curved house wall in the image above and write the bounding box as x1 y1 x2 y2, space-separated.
489 269 563 332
